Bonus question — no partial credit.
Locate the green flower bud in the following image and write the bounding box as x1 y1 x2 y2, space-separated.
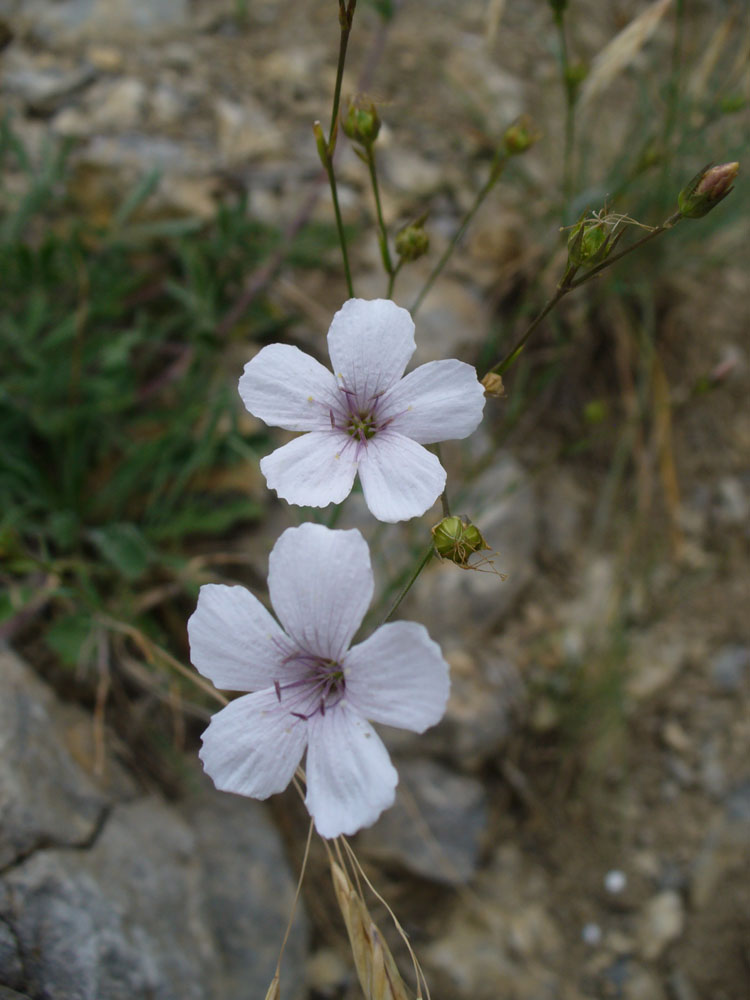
341 99 381 148
432 516 489 566
678 162 739 219
567 212 622 268
502 115 540 157
395 217 429 262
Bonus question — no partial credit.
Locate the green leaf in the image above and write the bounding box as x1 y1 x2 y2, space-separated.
45 612 93 668
88 523 152 580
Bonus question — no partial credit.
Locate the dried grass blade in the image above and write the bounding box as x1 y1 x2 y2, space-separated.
330 860 413 1000
578 0 672 111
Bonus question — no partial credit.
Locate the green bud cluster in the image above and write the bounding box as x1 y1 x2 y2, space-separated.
432 516 489 566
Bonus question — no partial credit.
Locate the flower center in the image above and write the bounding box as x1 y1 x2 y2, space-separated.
346 411 377 440
274 651 346 721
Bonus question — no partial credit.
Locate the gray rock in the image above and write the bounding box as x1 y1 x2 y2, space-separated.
406 455 537 641
0 645 134 871
0 989 32 1000
1 792 308 1000
710 644 750 692
691 779 750 908
2 56 95 114
2 0 189 44
0 649 308 999
358 758 488 886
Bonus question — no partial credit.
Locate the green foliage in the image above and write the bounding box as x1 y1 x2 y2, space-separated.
0 116 309 673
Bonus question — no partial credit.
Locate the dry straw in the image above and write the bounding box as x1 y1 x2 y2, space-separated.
577 0 672 112
330 860 416 1000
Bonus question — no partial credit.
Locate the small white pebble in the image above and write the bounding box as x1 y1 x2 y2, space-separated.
604 869 627 894
582 922 602 946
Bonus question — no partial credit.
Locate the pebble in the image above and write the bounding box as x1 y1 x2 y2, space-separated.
604 869 627 894
636 891 685 960
710 644 750 692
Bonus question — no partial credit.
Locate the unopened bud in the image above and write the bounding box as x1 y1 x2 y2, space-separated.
395 216 429 262
341 98 381 148
432 516 489 566
481 372 505 398
502 115 539 157
678 162 739 218
565 60 588 100
312 120 328 166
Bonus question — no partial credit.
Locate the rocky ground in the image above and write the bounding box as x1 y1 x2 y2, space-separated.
1 1 749 999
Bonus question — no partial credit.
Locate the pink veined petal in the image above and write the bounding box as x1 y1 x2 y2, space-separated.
199 688 307 800
188 584 296 692
357 432 446 523
268 523 374 661
260 430 358 509
344 621 450 732
305 703 398 838
379 358 486 444
238 343 341 432
327 299 416 403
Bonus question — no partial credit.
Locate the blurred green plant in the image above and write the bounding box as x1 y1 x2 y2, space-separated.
0 116 335 696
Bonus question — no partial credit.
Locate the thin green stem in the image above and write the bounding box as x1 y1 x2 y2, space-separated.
319 1 357 297
487 211 683 377
386 258 403 299
554 10 576 210
382 545 434 624
329 2 357 152
324 157 355 297
410 156 506 317
567 212 682 288
365 144 394 278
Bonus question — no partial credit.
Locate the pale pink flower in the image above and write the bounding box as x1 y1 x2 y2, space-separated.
239 298 486 523
188 523 450 838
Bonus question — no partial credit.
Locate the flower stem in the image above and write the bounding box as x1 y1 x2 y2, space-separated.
486 211 683 377
386 258 403 299
325 156 355 298
554 9 576 211
410 155 506 317
365 143 395 282
322 1 358 298
329 2 358 151
382 544 434 624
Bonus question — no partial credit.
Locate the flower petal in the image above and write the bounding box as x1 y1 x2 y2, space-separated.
327 299 416 402
200 688 307 799
268 523 374 661
344 621 450 732
188 584 294 691
261 431 358 509
239 343 341 431
357 432 446 522
305 704 397 838
380 359 486 444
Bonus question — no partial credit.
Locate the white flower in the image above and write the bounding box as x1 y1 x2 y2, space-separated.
239 298 486 522
188 522 450 838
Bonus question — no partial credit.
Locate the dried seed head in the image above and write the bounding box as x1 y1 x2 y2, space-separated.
432 515 489 566
481 372 506 398
502 114 540 157
395 217 429 262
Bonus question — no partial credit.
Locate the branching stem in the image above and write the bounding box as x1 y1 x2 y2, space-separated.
411 156 506 316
